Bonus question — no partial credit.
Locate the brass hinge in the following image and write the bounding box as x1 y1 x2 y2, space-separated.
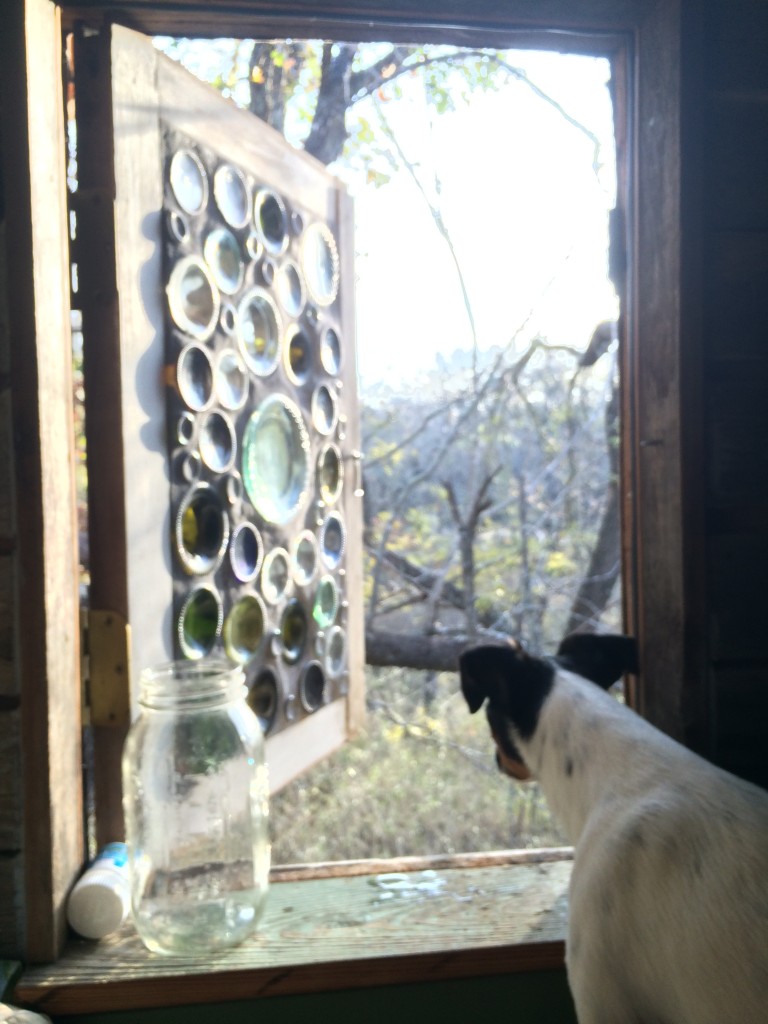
82 608 131 727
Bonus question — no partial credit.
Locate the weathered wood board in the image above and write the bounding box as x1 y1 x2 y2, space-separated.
16 857 571 1014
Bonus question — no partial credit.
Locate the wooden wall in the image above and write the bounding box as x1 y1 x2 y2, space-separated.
699 0 768 788
0 121 25 956
0 0 84 961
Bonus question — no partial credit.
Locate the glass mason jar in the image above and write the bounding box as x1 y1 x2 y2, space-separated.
121 658 270 954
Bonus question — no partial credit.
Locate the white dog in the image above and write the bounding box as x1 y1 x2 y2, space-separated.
459 632 768 1024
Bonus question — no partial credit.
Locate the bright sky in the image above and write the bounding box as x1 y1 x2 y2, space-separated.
337 50 617 386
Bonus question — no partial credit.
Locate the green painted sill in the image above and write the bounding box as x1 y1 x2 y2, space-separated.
15 849 571 1017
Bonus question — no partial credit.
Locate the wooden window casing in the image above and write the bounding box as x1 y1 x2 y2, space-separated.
1 0 693 967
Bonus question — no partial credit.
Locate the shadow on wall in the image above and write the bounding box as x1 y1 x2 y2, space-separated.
45 971 577 1024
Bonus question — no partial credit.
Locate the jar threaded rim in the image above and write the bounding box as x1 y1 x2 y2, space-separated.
138 658 246 709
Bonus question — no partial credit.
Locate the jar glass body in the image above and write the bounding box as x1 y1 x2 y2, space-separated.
122 659 270 954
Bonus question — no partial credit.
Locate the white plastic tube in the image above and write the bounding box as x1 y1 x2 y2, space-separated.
66 842 130 940
0 1004 53 1023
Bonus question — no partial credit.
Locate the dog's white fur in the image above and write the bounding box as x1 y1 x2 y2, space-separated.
505 667 768 1024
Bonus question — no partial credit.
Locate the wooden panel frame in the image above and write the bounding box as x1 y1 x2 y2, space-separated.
0 0 84 962
75 23 366 819
3 0 694 965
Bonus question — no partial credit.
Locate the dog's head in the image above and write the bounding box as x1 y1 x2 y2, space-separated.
459 632 638 780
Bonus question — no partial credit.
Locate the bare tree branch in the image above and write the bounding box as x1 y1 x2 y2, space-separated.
564 373 621 634
348 46 418 101
355 48 605 177
363 394 464 469
373 97 479 361
365 628 471 672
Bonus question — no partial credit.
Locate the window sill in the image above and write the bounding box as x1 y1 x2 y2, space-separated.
15 849 571 1016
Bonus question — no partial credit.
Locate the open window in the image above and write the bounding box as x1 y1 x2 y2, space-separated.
6 0 697 974
72 23 629 856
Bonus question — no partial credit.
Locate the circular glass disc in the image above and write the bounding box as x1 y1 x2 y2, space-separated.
225 471 243 506
223 594 266 665
301 222 339 306
325 625 346 677
214 348 249 411
254 189 289 256
311 383 338 435
276 259 305 317
292 530 319 587
178 586 222 659
260 259 276 287
300 662 326 713
246 232 263 262
176 342 214 412
320 512 346 569
213 163 250 229
169 149 208 215
237 287 282 377
167 255 220 341
261 547 291 604
220 303 237 335
286 328 312 385
203 227 244 295
313 574 339 629
229 521 262 582
280 599 308 664
175 484 229 575
242 395 310 524
175 449 201 484
248 669 278 734
317 443 343 505
320 327 342 375
166 209 189 244
177 410 196 446
199 410 236 474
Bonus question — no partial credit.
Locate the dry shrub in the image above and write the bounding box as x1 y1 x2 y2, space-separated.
270 666 564 864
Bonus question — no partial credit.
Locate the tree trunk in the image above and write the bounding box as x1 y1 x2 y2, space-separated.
564 375 621 635
303 44 356 165
563 479 620 635
365 628 471 672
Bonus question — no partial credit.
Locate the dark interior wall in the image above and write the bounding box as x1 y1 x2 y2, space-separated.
53 972 577 1024
698 0 768 787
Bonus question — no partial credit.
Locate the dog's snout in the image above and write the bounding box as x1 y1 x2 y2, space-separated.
494 745 533 781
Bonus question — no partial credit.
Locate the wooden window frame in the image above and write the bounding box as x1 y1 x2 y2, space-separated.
2 0 696 972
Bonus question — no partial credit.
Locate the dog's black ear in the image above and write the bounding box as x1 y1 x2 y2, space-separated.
556 632 638 689
458 643 519 713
